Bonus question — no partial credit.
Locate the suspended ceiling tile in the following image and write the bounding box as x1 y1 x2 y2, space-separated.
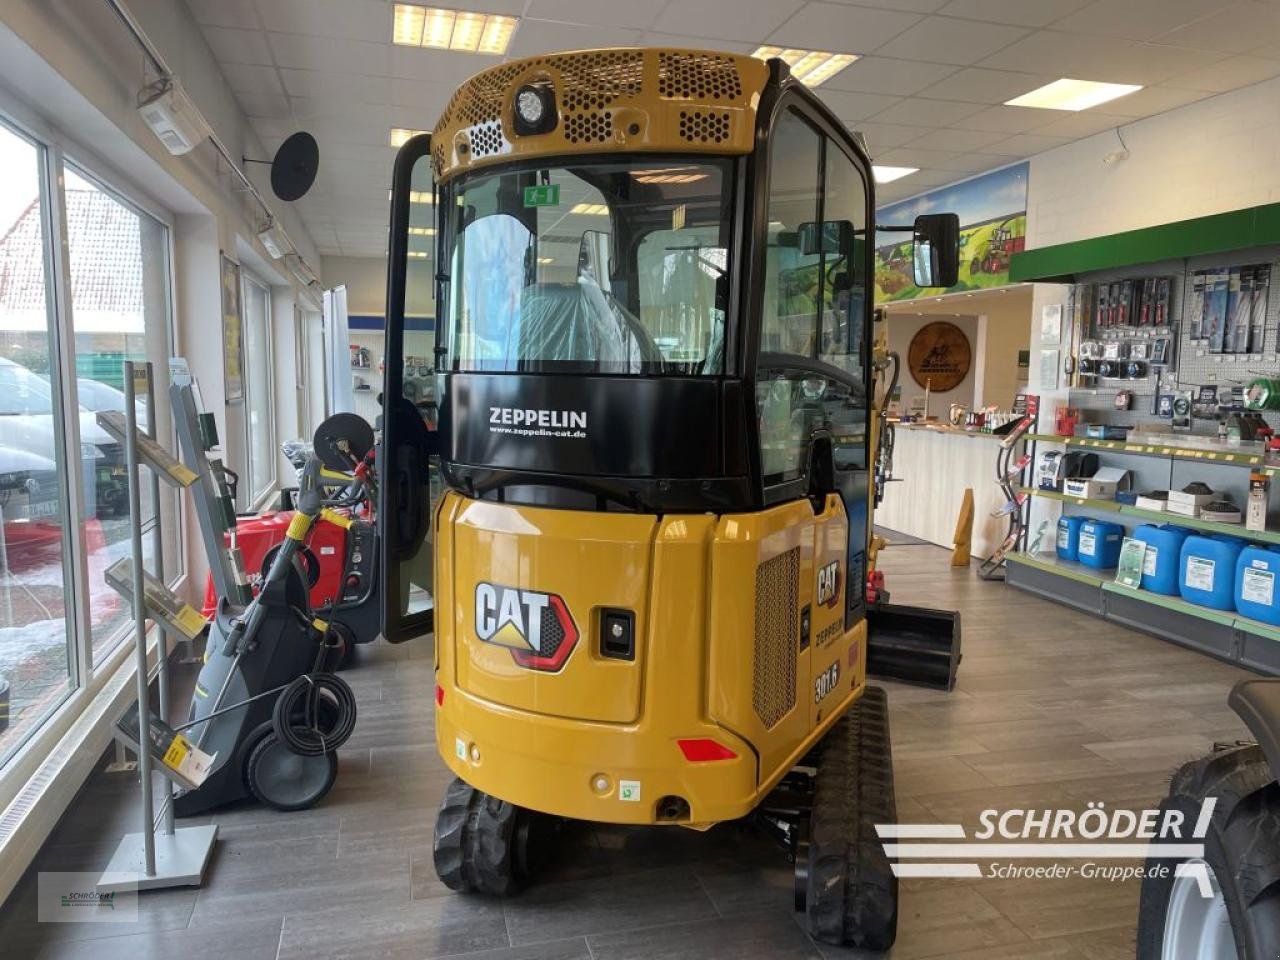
1154 0 1280 53
980 29 1226 85
1162 54 1280 92
819 56 958 97
187 0 259 29
901 126 1011 151
952 103 1065 133
652 0 804 44
985 131 1074 155
254 0 393 44
1090 84 1212 117
278 69 393 105
234 90 293 117
389 47 509 85
224 63 286 95
824 0 948 11
936 0 1093 28
1028 110 1135 138
1050 0 1235 41
869 96 986 126
638 32 755 54
766 3 923 53
526 0 664 30
266 33 390 76
934 151 1025 172
874 17 1031 65
916 66 1057 104
877 145 966 167
854 120 940 150
813 89 904 123
201 25 274 65
508 20 643 56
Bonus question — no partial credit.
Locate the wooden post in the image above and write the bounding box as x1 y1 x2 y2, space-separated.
952 488 974 566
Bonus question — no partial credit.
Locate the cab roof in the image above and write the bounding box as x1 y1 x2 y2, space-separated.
430 48 770 182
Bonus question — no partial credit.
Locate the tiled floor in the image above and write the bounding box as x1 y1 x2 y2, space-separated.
0 542 1257 959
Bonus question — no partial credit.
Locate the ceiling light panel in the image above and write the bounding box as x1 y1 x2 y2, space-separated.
409 226 436 236
570 203 609 216
752 46 858 87
1005 78 1142 112
872 165 918 183
393 4 518 55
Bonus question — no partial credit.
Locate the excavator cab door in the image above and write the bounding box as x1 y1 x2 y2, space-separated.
379 136 439 643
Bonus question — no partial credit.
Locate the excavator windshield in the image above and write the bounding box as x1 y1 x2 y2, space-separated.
438 157 733 377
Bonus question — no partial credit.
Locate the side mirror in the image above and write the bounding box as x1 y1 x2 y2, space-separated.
799 220 855 258
913 213 960 288
313 412 375 472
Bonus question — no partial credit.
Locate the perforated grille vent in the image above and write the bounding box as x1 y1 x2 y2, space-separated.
469 121 505 157
439 62 526 129
559 50 644 111
658 52 743 101
564 111 613 144
753 547 799 729
432 141 445 176
678 110 731 144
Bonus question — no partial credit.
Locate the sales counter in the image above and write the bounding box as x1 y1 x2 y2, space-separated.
876 423 1012 559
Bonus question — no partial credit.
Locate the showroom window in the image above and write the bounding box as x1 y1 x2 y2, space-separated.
63 162 178 666
0 118 75 769
242 270 275 505
0 112 179 773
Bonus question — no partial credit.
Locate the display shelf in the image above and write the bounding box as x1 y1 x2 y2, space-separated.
1019 486 1280 546
1007 551 1280 643
1024 433 1276 471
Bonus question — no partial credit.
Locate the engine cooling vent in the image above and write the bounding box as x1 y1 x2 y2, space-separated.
678 109 731 144
658 52 743 101
753 547 800 729
469 121 506 157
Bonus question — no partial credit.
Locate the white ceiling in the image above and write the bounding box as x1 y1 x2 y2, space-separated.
185 0 1280 257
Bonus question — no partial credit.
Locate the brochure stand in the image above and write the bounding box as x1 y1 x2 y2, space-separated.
98 361 216 893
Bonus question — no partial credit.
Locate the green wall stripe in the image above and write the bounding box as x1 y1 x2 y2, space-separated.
1010 201 1280 282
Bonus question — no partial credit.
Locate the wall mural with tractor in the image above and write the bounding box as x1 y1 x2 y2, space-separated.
874 161 1029 302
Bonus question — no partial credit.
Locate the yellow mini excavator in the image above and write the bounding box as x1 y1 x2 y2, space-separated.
376 48 961 949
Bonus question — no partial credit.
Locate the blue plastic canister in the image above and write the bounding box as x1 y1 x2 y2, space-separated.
1235 545 1280 626
1179 535 1244 610
1057 515 1087 562
1132 524 1191 595
1078 519 1124 569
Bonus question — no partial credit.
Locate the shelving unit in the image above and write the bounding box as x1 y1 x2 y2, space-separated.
1025 432 1279 472
1008 552 1280 672
1018 486 1280 545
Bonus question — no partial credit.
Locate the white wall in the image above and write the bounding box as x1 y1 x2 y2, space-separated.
883 313 979 417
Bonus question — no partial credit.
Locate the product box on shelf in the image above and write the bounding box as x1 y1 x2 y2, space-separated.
1063 467 1132 501
1167 485 1216 518
1248 472 1270 533
1135 491 1169 512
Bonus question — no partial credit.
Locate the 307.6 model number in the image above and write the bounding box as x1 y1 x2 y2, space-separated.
814 661 840 703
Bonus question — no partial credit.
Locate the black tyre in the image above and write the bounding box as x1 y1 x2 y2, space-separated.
1137 743 1280 960
433 777 559 896
244 731 338 812
803 685 898 951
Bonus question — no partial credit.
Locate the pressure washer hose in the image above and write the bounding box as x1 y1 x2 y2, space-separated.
272 672 358 756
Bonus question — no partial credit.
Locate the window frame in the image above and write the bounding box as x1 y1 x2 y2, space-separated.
747 91 876 505
240 268 277 508
0 94 183 790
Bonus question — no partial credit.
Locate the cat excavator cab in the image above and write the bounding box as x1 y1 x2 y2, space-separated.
378 48 960 949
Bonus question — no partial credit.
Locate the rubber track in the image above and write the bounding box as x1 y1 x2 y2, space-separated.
433 777 523 895
805 685 898 950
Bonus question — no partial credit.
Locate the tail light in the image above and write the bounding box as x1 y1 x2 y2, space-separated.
677 738 737 762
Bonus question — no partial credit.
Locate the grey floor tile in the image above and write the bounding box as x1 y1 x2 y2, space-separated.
976 874 1139 940
504 867 716 944
33 917 283 960
588 911 822 960
276 893 508 960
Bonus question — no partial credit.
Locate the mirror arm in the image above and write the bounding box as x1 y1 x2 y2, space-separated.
875 224 914 233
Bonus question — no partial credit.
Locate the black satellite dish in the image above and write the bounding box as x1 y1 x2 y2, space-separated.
269 131 319 202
